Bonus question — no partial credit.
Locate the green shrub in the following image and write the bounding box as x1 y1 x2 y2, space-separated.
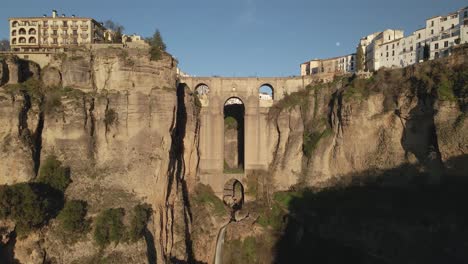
149 46 162 61
303 128 332 158
37 155 71 192
104 108 118 127
0 183 51 235
94 208 126 247
225 116 238 130
57 200 88 233
129 203 152 242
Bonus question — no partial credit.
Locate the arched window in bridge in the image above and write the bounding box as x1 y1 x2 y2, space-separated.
195 83 210 96
259 84 274 101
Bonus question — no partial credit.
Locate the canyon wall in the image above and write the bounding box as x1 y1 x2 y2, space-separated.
266 45 467 189
0 47 199 263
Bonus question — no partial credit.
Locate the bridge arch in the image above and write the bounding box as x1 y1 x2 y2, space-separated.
194 83 210 95
223 178 244 209
259 83 274 101
224 96 245 172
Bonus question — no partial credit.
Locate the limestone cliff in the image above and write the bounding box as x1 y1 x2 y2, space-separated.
266 45 467 189
0 47 199 263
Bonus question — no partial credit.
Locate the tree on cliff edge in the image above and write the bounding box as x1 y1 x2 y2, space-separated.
148 29 167 61
0 39 10 51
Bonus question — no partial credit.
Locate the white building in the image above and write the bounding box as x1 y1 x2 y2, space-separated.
358 29 404 71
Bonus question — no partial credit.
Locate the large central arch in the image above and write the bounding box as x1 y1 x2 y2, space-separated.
224 97 245 173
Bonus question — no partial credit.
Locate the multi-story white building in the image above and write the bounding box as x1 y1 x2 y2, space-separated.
398 34 417 67
358 29 405 71
9 10 106 52
301 6 468 75
300 53 356 76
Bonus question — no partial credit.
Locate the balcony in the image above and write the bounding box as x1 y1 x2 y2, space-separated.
70 25 78 30
80 25 89 30
51 25 59 30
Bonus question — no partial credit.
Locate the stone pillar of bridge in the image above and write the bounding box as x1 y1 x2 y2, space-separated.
244 95 269 171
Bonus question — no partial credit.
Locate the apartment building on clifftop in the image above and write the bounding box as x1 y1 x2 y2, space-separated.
9 10 106 52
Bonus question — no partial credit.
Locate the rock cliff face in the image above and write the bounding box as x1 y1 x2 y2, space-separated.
0 44 466 264
0 47 199 263
266 46 467 188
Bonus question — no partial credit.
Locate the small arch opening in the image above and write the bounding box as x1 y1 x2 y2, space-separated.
19 37 26 44
12 30 17 36
259 84 274 101
28 28 36 35
28 37 36 44
18 28 26 35
223 179 244 210
194 83 209 96
12 21 18 27
12 38 17 45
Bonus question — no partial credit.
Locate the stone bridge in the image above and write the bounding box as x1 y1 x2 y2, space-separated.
179 76 313 199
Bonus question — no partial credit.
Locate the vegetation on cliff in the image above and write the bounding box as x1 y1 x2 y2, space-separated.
0 155 70 236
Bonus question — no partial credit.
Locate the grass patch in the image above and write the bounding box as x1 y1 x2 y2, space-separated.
303 128 332 158
225 116 238 130
192 183 226 216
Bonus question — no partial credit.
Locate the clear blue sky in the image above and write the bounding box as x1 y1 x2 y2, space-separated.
0 0 465 77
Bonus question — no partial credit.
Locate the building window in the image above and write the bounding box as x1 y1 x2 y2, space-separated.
392 44 395 49
53 38 58 44
12 38 17 44
19 37 26 43
431 21 434 27
435 43 439 49
418 33 421 39
444 41 448 48
431 29 434 35
392 50 395 56
452 24 455 29
435 52 439 58
73 30 78 35
386 52 389 57
441 27 444 31
28 28 36 35
63 21 68 27
12 21 18 27
12 30 17 36
28 37 36 44
53 30 57 35
53 21 57 26
410 46 414 52
386 45 388 50
403 48 406 52
19 28 26 35
388 35 391 40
